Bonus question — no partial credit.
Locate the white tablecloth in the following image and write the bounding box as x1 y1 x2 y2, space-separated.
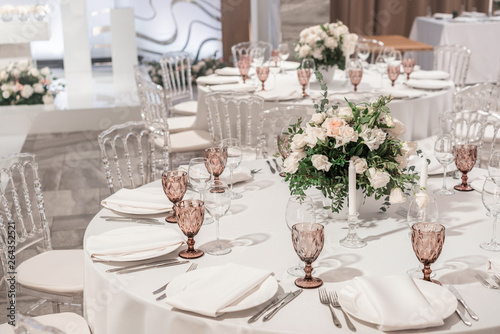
409 17 500 84
84 160 500 334
195 70 454 142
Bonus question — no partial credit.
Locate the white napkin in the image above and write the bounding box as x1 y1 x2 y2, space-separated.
179 165 252 185
165 263 273 317
354 275 444 331
412 136 457 175
453 16 480 22
470 176 486 192
461 11 487 18
433 13 453 20
86 226 184 261
377 87 425 100
405 79 453 90
255 88 302 101
215 67 256 76
487 256 500 274
269 61 300 71
411 70 450 81
196 75 239 86
101 188 172 214
209 83 256 93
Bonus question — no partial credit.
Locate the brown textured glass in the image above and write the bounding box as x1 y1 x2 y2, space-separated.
256 66 270 91
453 144 477 191
162 170 188 223
271 49 281 66
174 199 205 259
238 59 250 83
204 147 227 182
292 223 324 289
297 69 311 97
349 68 363 92
411 222 445 284
402 58 416 80
387 65 400 86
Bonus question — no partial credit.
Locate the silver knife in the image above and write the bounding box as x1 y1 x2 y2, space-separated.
266 160 276 174
248 292 291 323
455 307 472 326
263 289 302 321
100 216 160 221
449 286 479 321
104 218 164 225
115 260 188 274
273 158 282 172
106 258 180 273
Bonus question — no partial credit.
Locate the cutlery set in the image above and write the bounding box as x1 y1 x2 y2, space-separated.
248 289 302 323
106 259 189 275
475 273 500 289
449 285 478 326
101 216 165 225
265 159 283 175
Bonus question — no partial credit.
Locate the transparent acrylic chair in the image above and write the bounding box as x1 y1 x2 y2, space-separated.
0 153 84 314
433 44 471 89
453 82 498 113
0 312 90 334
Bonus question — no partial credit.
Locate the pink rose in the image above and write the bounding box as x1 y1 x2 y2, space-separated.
322 117 346 137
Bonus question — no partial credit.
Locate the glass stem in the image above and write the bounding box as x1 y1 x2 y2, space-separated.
215 217 221 245
229 168 234 194
442 164 447 190
491 214 498 244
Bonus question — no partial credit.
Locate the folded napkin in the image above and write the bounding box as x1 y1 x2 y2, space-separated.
196 75 239 86
179 165 252 185
255 88 302 101
377 88 425 100
470 176 486 192
268 61 300 71
487 256 500 274
165 263 273 317
209 83 257 93
215 67 256 76
433 13 453 20
453 16 480 22
411 70 450 81
354 275 444 331
101 188 172 214
86 226 184 261
411 136 457 175
405 79 453 90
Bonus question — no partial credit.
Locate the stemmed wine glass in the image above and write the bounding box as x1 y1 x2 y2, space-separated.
256 65 270 90
250 48 264 67
278 42 290 73
285 196 316 277
292 222 324 288
271 49 281 67
375 55 387 88
301 58 315 94
488 150 500 184
402 58 416 80
174 199 205 259
382 47 396 64
434 134 455 196
387 64 400 87
356 43 370 67
162 170 188 223
348 59 363 92
411 222 445 284
390 50 402 66
297 69 311 98
188 157 214 225
453 144 477 191
204 147 227 182
277 128 291 177
237 57 251 83
220 138 243 199
481 177 500 251
204 180 232 255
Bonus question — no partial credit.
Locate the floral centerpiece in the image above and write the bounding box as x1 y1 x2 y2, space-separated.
283 72 420 213
0 62 57 105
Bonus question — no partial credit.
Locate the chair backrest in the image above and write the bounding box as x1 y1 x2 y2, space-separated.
98 121 170 194
231 41 272 67
259 106 314 158
11 313 66 334
159 51 193 106
453 82 497 114
205 92 265 157
357 37 384 64
136 78 170 125
433 44 471 88
0 153 52 277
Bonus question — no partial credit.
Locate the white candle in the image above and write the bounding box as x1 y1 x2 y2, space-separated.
349 161 356 215
420 158 428 189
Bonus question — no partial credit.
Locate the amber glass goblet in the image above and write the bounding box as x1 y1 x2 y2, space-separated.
162 170 188 223
256 66 270 90
387 64 400 86
292 222 324 288
402 58 416 80
453 144 477 191
204 147 228 185
174 199 205 259
348 60 363 92
238 59 250 83
411 222 445 284
297 69 311 98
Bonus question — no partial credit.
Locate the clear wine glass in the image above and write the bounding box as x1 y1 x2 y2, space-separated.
188 157 214 225
389 50 402 66
481 177 500 251
250 48 264 67
434 134 455 196
277 128 291 177
356 43 370 67
220 138 243 200
204 180 232 255
256 65 270 90
278 42 290 73
375 55 387 88
348 59 363 92
292 222 324 289
488 150 500 184
453 144 477 191
382 46 396 64
387 64 400 87
285 196 316 277
411 222 445 284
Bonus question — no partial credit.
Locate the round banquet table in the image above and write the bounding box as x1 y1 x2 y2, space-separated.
84 159 500 334
195 68 454 142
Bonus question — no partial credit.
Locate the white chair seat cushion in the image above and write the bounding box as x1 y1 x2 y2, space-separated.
0 312 90 333
17 249 84 295
172 100 198 116
168 116 196 133
169 130 213 153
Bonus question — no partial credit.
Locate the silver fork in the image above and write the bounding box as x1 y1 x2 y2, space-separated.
154 263 198 300
330 291 356 332
491 274 500 287
318 288 341 328
475 274 499 289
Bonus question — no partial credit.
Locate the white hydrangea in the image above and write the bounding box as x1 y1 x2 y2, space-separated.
20 84 33 99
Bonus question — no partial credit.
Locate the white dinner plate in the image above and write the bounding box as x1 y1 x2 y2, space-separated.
338 279 457 326
405 79 453 90
269 61 300 71
196 75 240 86
411 70 450 80
102 201 171 215
215 67 256 76
165 267 279 312
209 83 257 93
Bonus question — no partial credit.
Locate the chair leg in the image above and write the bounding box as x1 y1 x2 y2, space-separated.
52 301 60 313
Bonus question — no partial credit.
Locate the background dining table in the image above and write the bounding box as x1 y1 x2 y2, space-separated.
84 159 500 334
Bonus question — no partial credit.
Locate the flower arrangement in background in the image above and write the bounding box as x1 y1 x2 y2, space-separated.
295 21 358 71
0 62 57 105
283 72 420 213
0 4 50 22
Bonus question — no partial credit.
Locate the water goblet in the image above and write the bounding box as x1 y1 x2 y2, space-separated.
278 42 290 73
382 46 396 64
348 60 363 92
292 223 324 288
188 157 214 225
277 129 291 177
250 48 264 67
297 69 311 98
390 50 402 66
480 177 500 251
488 150 500 184
285 196 316 277
375 55 387 88
402 58 416 80
434 134 455 196
356 43 370 67
453 144 477 191
220 138 243 199
174 199 205 259
204 180 232 255
271 49 281 67
238 59 250 83
387 64 400 86
411 222 445 284
162 170 188 223
204 147 227 182
256 65 270 90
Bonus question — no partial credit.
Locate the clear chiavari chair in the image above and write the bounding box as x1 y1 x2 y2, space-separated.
433 44 471 89
0 312 90 334
205 92 265 160
453 82 498 114
0 153 84 314
159 51 197 116
231 41 272 67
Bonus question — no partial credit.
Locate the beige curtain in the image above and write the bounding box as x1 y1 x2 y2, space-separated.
330 0 490 37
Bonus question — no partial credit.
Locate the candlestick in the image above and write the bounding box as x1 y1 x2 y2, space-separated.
348 161 356 215
420 158 428 189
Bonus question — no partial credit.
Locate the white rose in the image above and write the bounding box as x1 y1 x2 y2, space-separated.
205 69 213 75
0 70 7 81
384 114 395 127
291 133 307 151
310 112 326 125
324 36 338 49
29 68 39 77
191 64 201 73
311 154 332 172
312 46 324 60
20 85 33 99
304 126 327 147
11 69 19 77
299 28 309 41
298 44 312 58
389 187 406 204
388 118 406 136
283 151 306 174
401 141 418 158
294 44 301 53
336 107 353 121
42 93 53 104
40 67 50 76
360 124 387 151
33 83 44 94
2 90 10 99
368 168 390 189
306 34 320 47
394 155 408 169
335 125 358 147
351 156 368 174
